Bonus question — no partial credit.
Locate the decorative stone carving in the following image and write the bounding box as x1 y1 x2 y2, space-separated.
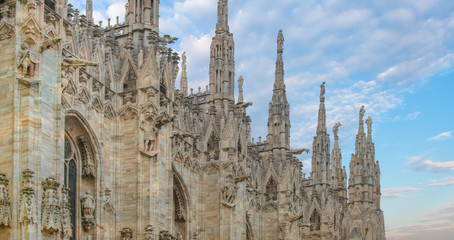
78 136 96 178
155 109 175 128
120 227 133 240
289 148 310 155
38 37 61 53
17 43 39 79
280 221 290 240
27 0 38 12
61 188 72 239
42 177 61 233
140 117 158 153
0 23 14 41
103 188 114 213
61 67 73 94
359 106 365 123
176 232 183 240
19 169 37 225
333 122 342 139
221 177 238 207
0 6 11 21
159 230 172 240
0 174 11 227
144 225 155 240
174 188 186 222
81 190 96 231
320 81 326 98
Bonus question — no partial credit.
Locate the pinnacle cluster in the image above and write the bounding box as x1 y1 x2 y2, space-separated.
0 0 384 239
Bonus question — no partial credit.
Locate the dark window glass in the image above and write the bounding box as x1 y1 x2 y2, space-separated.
68 160 77 240
65 138 72 159
45 0 56 11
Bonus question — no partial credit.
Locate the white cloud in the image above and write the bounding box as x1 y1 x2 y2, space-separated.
387 202 454 239
382 187 420 199
393 111 421 121
428 131 452 141
407 156 454 172
430 177 454 187
106 1 127 23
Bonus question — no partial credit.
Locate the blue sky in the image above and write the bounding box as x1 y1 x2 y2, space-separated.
70 0 454 238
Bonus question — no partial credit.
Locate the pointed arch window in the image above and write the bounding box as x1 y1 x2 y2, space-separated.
173 174 187 238
266 177 278 201
310 209 321 231
64 136 77 240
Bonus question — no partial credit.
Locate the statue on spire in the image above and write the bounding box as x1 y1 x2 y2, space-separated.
333 122 342 139
277 30 284 53
320 82 326 98
359 106 365 122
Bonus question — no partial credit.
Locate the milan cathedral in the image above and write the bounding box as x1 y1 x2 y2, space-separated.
0 0 385 239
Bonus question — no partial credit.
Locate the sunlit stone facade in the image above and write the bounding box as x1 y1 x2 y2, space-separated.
0 0 385 239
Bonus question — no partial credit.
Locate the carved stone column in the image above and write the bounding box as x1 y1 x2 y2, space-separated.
61 188 72 239
0 173 12 228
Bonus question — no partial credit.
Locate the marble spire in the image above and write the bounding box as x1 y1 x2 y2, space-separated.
180 52 188 96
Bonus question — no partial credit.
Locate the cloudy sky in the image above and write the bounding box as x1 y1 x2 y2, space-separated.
70 0 454 238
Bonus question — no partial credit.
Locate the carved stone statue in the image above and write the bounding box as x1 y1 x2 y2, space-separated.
320 82 326 98
359 106 365 123
120 227 133 240
366 117 373 135
144 225 155 240
221 178 238 207
176 232 183 240
81 190 95 230
141 118 158 152
277 30 284 53
81 191 95 217
159 230 172 240
0 174 11 227
41 177 61 233
103 188 114 213
333 122 342 139
19 169 36 225
61 68 72 94
17 42 39 78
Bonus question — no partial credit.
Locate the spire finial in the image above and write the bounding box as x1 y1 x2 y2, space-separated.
238 76 244 103
316 82 327 134
320 82 326 99
366 116 373 135
86 0 93 23
333 122 342 140
359 106 365 122
216 0 229 32
180 52 188 96
277 30 284 54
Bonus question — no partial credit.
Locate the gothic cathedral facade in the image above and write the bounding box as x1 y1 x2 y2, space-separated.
0 0 385 239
